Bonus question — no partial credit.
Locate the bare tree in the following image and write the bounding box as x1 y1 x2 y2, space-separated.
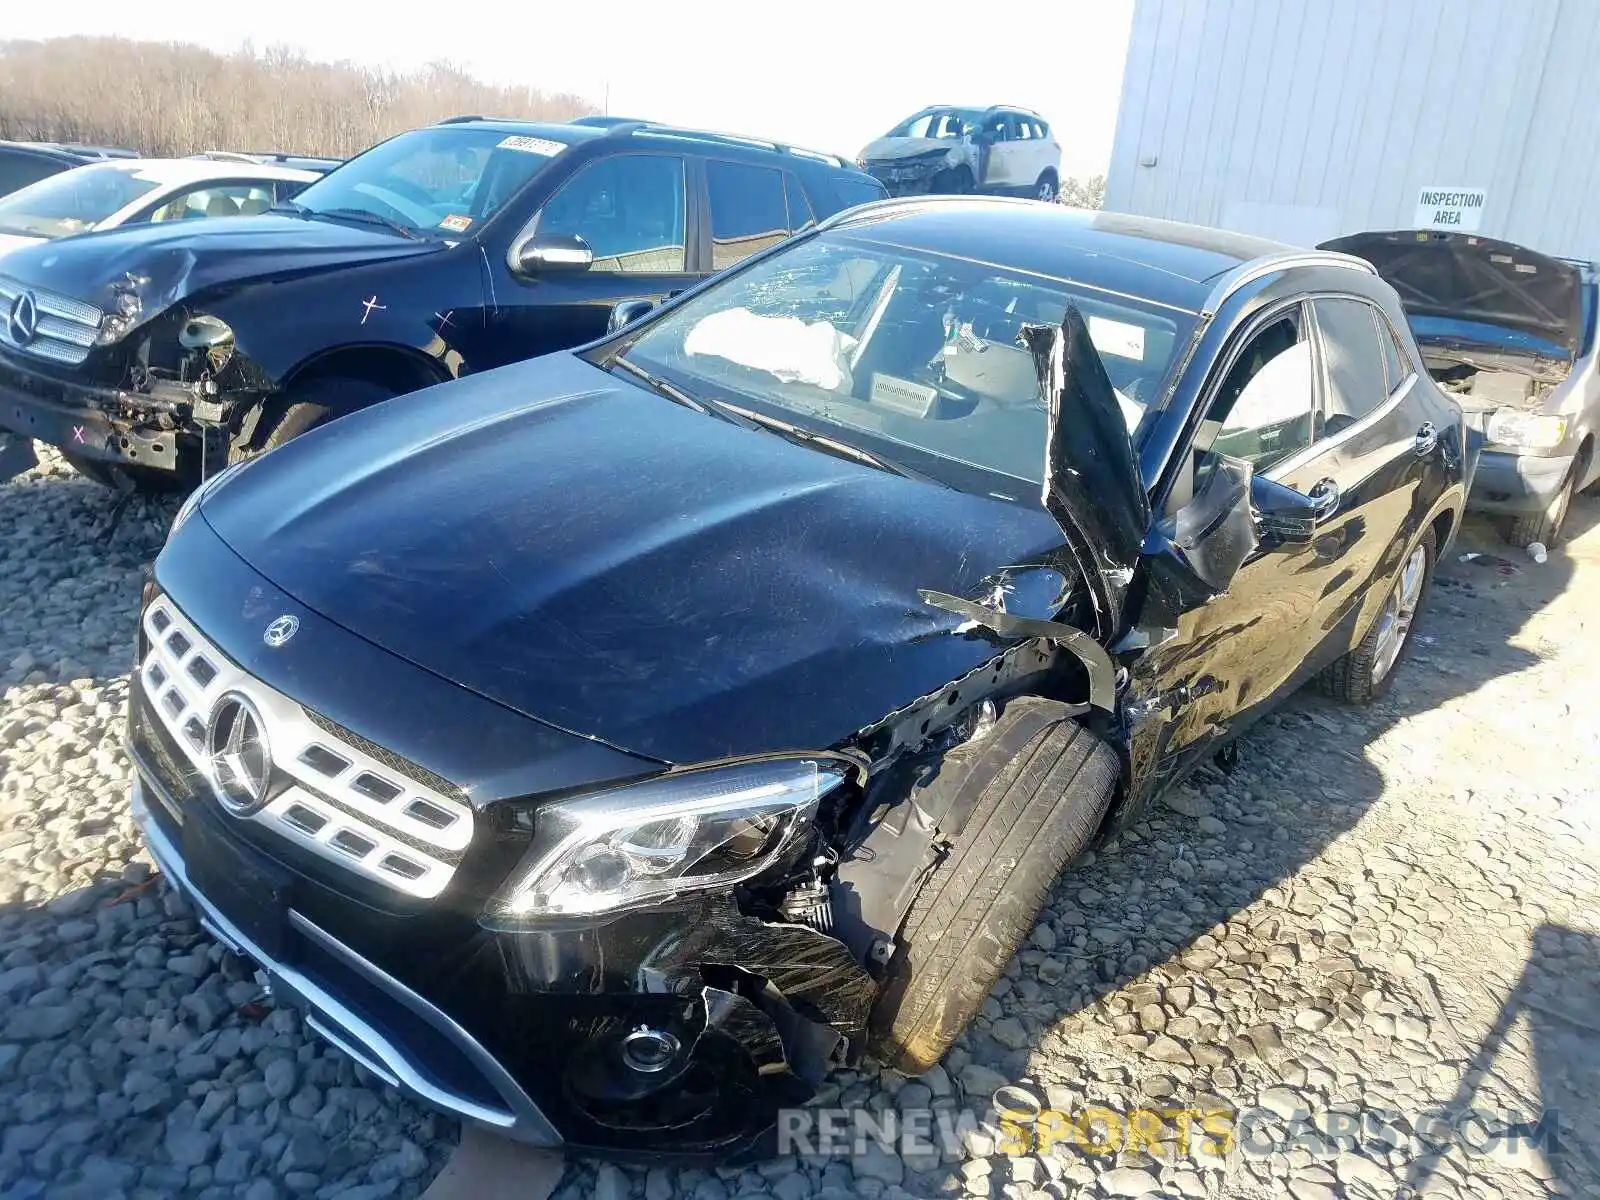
0 37 596 158
1059 174 1107 210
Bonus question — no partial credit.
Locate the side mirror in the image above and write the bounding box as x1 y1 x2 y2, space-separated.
1252 474 1338 545
607 298 658 334
512 233 593 275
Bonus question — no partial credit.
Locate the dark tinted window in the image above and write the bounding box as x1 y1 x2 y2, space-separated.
1200 309 1316 474
537 153 686 273
784 173 815 234
706 160 789 271
0 152 67 198
1375 311 1410 393
1314 297 1390 430
829 175 889 213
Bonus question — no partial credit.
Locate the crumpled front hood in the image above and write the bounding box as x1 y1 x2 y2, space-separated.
1320 230 1584 367
859 137 961 165
0 214 439 323
201 353 1069 765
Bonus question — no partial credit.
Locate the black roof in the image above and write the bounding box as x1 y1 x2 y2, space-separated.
433 117 858 173
830 199 1303 313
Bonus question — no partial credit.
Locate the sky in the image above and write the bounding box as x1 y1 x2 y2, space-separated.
9 0 1135 178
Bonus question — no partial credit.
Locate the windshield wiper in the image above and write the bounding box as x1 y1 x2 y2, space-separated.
308 208 422 241
710 399 923 481
269 200 308 217
609 355 716 417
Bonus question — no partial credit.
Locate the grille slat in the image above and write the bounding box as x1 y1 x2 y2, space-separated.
138 597 473 900
0 275 103 366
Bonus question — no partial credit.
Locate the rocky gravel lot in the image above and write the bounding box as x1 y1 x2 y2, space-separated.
1 443 1597 1200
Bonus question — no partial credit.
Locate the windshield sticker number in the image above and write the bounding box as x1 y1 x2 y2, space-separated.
439 214 473 232
870 373 938 418
497 135 566 157
1088 315 1146 361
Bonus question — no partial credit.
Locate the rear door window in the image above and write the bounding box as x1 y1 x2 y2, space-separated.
1313 297 1392 433
706 160 790 270
784 173 816 234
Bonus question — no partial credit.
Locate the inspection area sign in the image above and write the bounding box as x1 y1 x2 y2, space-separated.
1415 187 1487 231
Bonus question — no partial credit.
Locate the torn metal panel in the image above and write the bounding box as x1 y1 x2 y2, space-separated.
1020 305 1151 636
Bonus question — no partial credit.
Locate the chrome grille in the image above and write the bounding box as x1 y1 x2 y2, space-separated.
139 597 474 899
0 276 104 366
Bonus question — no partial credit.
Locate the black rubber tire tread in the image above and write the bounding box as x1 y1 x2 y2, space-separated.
1506 468 1575 549
870 710 1119 1074
1317 525 1435 705
230 376 396 465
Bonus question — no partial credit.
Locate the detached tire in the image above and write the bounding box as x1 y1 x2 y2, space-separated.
869 701 1119 1074
1318 525 1435 705
230 376 396 464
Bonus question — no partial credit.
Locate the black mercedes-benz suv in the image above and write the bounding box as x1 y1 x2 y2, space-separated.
0 117 884 488
128 199 1467 1162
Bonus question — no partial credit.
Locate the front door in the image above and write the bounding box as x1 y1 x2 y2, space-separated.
482 152 701 368
1126 301 1340 794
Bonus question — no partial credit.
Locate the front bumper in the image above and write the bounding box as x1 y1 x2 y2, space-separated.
132 776 561 1145
0 355 207 477
1466 449 1574 515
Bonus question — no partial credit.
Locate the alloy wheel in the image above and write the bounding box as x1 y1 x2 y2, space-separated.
1371 543 1427 685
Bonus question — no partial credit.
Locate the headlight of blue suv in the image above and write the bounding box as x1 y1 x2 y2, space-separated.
485 759 849 921
1485 409 1568 452
169 460 247 537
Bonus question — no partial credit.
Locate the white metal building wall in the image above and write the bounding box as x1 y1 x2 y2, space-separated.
1104 0 1600 260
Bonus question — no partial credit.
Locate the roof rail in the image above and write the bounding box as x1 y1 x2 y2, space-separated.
617 122 851 169
1202 250 1377 316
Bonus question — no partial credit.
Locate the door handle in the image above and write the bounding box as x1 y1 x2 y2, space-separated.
1414 422 1439 457
1307 477 1340 523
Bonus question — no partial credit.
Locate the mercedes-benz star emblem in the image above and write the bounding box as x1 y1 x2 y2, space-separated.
205 692 272 815
6 292 38 347
262 614 299 647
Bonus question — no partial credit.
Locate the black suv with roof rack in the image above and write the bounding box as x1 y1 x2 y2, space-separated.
0 118 885 488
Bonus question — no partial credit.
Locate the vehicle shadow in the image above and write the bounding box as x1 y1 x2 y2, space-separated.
1400 922 1600 1197
921 497 1598 1190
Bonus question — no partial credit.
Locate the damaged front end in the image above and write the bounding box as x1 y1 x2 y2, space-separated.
0 269 273 480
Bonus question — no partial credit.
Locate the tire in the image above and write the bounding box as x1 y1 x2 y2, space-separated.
869 701 1119 1074
1506 464 1576 548
229 376 394 465
1318 525 1435 705
1034 171 1059 203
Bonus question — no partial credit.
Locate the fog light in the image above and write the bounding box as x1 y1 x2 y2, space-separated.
620 1026 679 1074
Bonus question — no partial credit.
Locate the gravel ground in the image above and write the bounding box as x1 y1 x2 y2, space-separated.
1 442 1596 1200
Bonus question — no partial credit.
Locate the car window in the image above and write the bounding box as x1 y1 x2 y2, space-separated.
1374 310 1411 394
147 183 277 223
1314 297 1392 432
1196 309 1316 476
784 173 816 234
536 154 687 274
619 233 1194 490
706 160 789 271
292 125 570 238
0 164 162 239
0 153 65 198
830 175 889 212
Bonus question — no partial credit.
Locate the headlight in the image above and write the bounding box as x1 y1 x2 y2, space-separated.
1485 409 1567 451
485 759 848 921
169 460 247 536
